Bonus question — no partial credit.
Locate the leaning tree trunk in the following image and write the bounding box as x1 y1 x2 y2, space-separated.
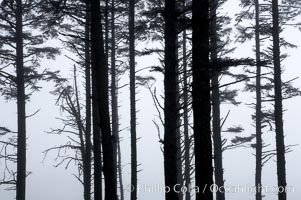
164 0 180 200
16 0 26 200
272 1 287 200
84 2 92 200
254 0 263 200
90 0 117 199
210 1 225 200
129 0 137 199
192 0 213 200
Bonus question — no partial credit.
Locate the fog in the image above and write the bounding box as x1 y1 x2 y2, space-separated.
1 0 301 199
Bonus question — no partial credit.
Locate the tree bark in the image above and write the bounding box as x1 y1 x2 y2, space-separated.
272 1 287 200
16 0 26 200
192 0 213 200
90 0 117 199
164 0 179 200
129 0 137 199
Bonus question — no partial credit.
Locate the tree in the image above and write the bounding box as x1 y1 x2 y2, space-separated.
129 0 137 199
0 1 61 199
272 1 286 199
163 0 180 200
210 0 225 199
15 1 26 199
89 0 117 199
192 0 214 200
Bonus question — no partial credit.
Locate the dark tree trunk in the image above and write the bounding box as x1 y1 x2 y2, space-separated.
272 1 287 200
182 29 191 200
90 0 117 199
192 0 213 200
164 0 179 200
117 128 124 200
110 0 118 195
16 1 26 200
210 1 225 200
129 0 137 199
255 0 262 200
92 67 102 200
84 2 92 200
105 0 109 57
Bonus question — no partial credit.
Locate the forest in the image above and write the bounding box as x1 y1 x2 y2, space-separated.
0 0 301 200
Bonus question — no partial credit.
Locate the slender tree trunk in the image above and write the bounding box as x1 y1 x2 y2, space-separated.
92 67 102 200
129 0 137 199
255 0 262 200
182 29 191 200
84 3 92 200
192 0 213 200
117 124 125 200
90 0 117 199
176 50 183 200
105 0 109 57
16 1 26 200
210 1 225 200
272 1 287 200
164 0 179 200
210 0 225 199
110 0 118 196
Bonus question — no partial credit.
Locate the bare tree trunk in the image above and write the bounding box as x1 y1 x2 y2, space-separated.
117 127 124 200
129 0 137 199
210 1 225 200
105 0 109 57
176 53 183 200
90 0 117 199
182 29 191 200
84 3 92 200
164 0 179 200
272 1 287 200
192 0 213 200
16 0 26 200
254 0 262 200
110 0 118 196
92 67 102 200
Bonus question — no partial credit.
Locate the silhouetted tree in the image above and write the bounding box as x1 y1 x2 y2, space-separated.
192 0 213 200
89 0 117 199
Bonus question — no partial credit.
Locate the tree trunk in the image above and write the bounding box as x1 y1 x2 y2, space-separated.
92 67 102 200
272 1 287 200
192 0 213 200
117 127 125 200
105 0 109 57
129 0 137 199
182 29 191 200
176 49 183 200
164 0 179 200
255 0 262 200
16 0 26 200
90 0 117 199
111 0 119 196
84 2 92 200
210 0 225 200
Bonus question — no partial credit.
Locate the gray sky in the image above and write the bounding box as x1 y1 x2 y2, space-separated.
1 0 301 199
